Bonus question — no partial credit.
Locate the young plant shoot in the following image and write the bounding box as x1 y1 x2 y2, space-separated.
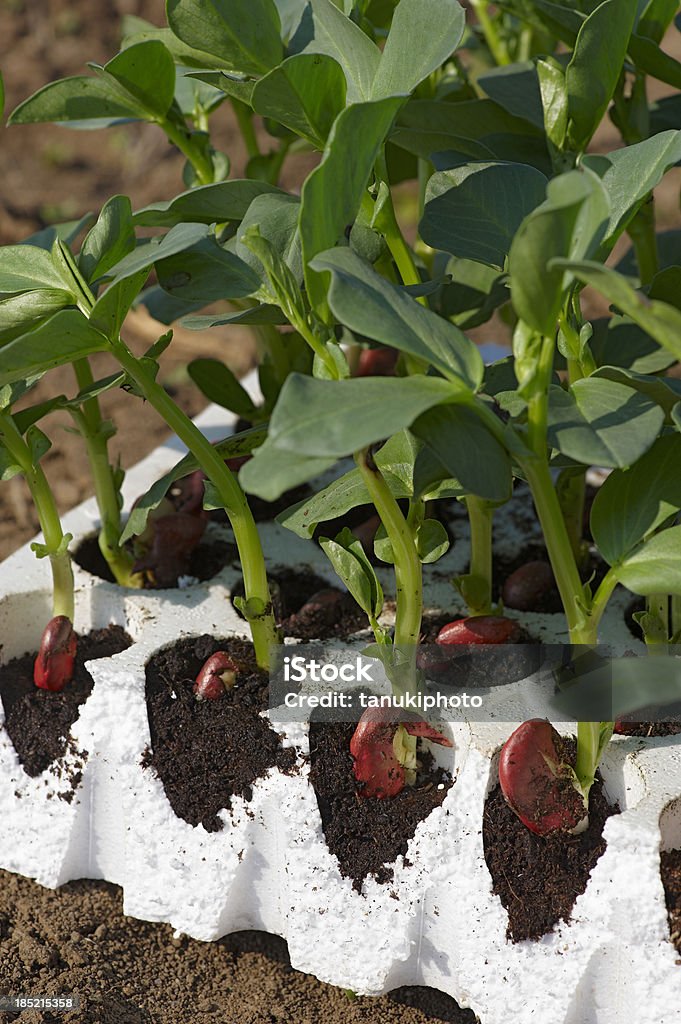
0 399 75 691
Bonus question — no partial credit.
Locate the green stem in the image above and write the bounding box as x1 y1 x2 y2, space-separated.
575 721 613 800
231 99 260 159
465 495 494 615
0 412 74 621
111 337 278 668
70 361 138 587
266 138 291 187
374 149 426 305
523 459 593 641
356 448 422 690
556 469 587 568
159 117 215 185
469 0 511 65
628 199 658 286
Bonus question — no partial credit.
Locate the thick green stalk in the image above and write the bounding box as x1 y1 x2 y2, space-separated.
556 469 587 567
465 495 494 615
374 150 427 306
231 99 260 159
356 449 422 691
111 338 278 669
469 0 511 65
628 198 658 286
70 360 138 587
159 117 215 185
574 721 614 799
0 412 74 621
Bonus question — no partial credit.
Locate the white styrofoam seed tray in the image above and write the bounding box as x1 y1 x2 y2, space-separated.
0 372 680 1024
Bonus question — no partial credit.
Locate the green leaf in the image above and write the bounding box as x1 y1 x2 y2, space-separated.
0 442 22 482
415 518 450 563
181 305 286 330
615 525 681 595
638 0 679 43
300 96 404 311
134 180 283 228
411 403 513 501
310 247 482 389
583 130 681 248
89 267 150 338
104 222 210 283
592 365 681 415
292 0 380 103
94 41 176 120
277 431 419 537
9 76 142 127
508 170 609 335
239 444 336 501
188 359 258 418
156 238 260 303
236 193 302 285
438 258 509 330
79 195 135 283
673 404 681 433
167 0 283 76
26 425 51 465
546 377 665 468
479 61 545 131
120 424 267 543
589 316 677 374
370 0 465 100
629 32 681 88
554 260 681 363
537 57 569 154
591 433 681 565
267 372 454 457
0 310 108 385
185 70 255 105
0 289 75 345
420 162 547 270
0 243 74 295
252 54 346 148
319 527 383 619
565 0 637 153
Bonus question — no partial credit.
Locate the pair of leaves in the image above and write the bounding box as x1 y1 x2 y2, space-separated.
293 0 465 104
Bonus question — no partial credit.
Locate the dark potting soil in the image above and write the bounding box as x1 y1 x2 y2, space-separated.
232 567 371 640
143 635 296 831
0 869 478 1024
661 848 681 959
308 721 453 893
73 532 236 589
0 625 131 783
483 761 617 942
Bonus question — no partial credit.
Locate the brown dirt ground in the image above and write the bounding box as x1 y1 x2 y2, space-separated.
0 869 477 1024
